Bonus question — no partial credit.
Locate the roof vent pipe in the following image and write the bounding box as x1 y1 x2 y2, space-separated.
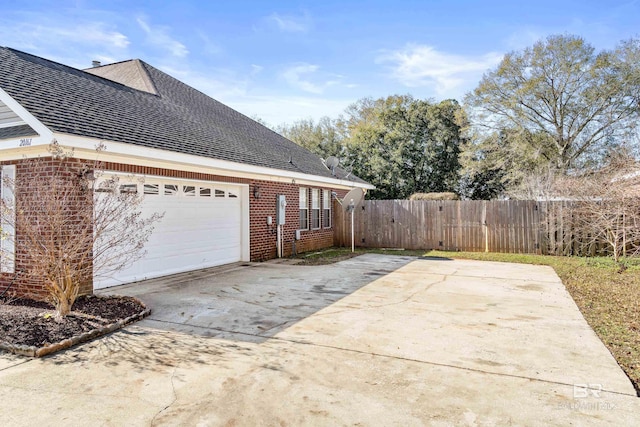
92 60 101 67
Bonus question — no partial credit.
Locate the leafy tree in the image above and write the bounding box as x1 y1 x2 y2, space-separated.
459 127 554 199
465 34 640 173
342 95 465 199
277 116 345 159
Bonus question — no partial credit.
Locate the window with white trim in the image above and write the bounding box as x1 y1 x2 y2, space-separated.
323 189 331 228
311 189 320 229
299 187 309 230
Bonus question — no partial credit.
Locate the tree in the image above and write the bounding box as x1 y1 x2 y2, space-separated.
277 116 345 159
465 34 640 173
459 127 554 199
342 95 465 199
1 142 162 319
552 152 640 263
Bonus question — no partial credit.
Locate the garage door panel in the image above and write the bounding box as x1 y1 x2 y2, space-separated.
94 178 245 289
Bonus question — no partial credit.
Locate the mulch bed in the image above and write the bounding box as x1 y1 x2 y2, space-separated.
0 295 149 357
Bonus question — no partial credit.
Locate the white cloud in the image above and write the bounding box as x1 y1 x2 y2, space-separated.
78 24 130 48
137 17 188 58
378 44 503 96
281 63 342 94
0 21 129 51
266 12 310 33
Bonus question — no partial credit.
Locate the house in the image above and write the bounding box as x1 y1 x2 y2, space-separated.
0 47 372 297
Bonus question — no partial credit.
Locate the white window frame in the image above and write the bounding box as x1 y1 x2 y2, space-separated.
311 188 320 230
323 189 331 229
299 187 309 230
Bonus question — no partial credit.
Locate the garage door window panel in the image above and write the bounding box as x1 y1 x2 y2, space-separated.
164 184 178 195
183 185 196 196
144 184 159 195
120 184 137 194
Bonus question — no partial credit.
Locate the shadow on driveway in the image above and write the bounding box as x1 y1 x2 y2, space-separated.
98 254 416 344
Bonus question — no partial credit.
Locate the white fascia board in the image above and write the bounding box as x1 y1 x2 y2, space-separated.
0 87 54 141
52 133 375 190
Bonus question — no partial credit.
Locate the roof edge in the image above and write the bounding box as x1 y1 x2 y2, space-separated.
53 132 375 190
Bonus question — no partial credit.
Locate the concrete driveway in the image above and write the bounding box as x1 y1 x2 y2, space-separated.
0 254 638 426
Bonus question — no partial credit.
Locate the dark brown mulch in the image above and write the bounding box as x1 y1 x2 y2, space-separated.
0 295 146 348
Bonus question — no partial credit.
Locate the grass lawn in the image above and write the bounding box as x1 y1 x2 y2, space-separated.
295 247 640 395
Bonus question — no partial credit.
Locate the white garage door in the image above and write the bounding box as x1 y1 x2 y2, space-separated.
94 177 247 289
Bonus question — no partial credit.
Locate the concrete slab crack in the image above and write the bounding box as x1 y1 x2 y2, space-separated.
150 367 178 426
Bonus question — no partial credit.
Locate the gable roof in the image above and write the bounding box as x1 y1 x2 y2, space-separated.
0 47 367 185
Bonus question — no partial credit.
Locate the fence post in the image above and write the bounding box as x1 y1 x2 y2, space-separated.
482 201 488 252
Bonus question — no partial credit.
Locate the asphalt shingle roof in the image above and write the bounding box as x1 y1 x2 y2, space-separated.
0 124 37 140
0 47 365 184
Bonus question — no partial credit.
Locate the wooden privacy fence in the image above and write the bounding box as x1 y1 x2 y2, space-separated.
334 200 611 255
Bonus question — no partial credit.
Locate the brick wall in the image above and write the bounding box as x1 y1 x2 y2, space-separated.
0 158 93 300
0 158 345 299
249 182 336 260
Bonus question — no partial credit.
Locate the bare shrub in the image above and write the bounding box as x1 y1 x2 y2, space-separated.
1 142 162 319
553 156 640 262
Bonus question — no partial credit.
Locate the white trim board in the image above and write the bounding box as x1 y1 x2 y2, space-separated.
0 133 374 191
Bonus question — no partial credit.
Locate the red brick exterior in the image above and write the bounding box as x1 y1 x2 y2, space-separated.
0 159 344 299
0 158 93 300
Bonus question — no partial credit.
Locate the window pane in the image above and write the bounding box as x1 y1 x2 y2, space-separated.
299 187 309 229
119 184 137 194
311 189 319 209
183 185 196 196
323 189 331 228
164 184 178 195
144 184 159 195
215 189 225 197
228 192 238 198
299 209 308 230
200 187 211 197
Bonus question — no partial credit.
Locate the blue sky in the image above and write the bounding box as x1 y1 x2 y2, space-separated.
1 0 638 126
